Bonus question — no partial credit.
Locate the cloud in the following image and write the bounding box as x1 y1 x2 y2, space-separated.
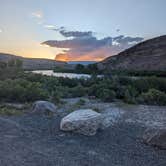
59 30 93 38
44 25 56 29
31 11 43 18
42 29 144 61
0 29 2 33
37 21 44 25
116 29 120 32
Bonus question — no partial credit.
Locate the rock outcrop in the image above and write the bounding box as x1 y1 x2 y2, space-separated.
60 109 102 136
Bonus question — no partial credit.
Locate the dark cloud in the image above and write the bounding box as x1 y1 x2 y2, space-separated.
59 30 93 38
42 29 144 61
116 29 120 32
43 36 113 49
113 35 143 44
53 27 93 38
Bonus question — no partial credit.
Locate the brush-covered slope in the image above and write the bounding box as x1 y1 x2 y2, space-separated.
0 53 67 70
98 35 166 71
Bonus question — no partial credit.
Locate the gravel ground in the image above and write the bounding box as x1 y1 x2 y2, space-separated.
0 98 166 166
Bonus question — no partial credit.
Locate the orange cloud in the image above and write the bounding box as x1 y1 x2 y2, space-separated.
43 30 144 62
55 54 69 62
55 47 112 62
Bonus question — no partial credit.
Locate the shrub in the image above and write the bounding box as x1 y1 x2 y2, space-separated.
118 76 132 85
138 89 166 105
115 86 126 99
75 64 85 73
132 77 166 93
0 79 48 102
69 85 87 97
49 88 63 103
124 86 138 104
0 107 23 116
76 98 86 106
96 88 116 102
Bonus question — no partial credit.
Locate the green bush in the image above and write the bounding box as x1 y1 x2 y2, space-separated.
1 68 166 106
69 85 87 97
96 88 116 102
132 77 166 93
124 86 137 104
0 79 48 102
138 89 166 105
0 107 23 116
75 98 86 106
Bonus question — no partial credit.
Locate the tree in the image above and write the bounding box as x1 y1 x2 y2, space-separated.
87 64 99 74
75 64 85 73
15 59 23 68
8 59 15 67
0 62 7 69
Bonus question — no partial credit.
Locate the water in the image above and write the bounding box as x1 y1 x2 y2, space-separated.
31 70 91 79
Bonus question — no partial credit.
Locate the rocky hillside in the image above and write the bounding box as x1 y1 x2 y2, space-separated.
98 35 166 71
0 53 67 70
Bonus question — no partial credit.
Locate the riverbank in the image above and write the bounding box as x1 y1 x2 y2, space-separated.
1 69 166 105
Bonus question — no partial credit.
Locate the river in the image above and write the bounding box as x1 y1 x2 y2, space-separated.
31 70 91 79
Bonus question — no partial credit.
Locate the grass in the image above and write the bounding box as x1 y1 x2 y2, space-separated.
67 99 103 113
92 107 101 113
67 99 86 113
0 106 24 116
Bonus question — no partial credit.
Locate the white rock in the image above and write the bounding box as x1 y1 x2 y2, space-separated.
60 109 102 136
32 101 57 115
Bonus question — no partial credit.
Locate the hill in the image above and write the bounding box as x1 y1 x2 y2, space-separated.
68 61 96 66
0 53 67 70
98 35 166 71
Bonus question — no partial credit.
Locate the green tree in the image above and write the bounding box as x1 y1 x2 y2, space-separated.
8 59 15 67
15 59 23 68
75 64 85 73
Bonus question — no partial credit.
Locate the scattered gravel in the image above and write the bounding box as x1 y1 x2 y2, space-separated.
0 98 166 166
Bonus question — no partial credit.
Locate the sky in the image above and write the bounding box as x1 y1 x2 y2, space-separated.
0 0 166 61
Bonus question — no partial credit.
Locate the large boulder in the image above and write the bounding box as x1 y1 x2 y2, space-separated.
31 101 57 115
60 109 102 136
143 128 166 149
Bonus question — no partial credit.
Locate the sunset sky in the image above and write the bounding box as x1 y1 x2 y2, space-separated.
0 0 166 61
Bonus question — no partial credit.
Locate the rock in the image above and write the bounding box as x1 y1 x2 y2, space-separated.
31 101 57 115
143 128 166 149
60 109 102 136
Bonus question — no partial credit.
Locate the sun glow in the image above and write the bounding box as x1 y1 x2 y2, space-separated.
55 54 69 62
55 53 105 62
